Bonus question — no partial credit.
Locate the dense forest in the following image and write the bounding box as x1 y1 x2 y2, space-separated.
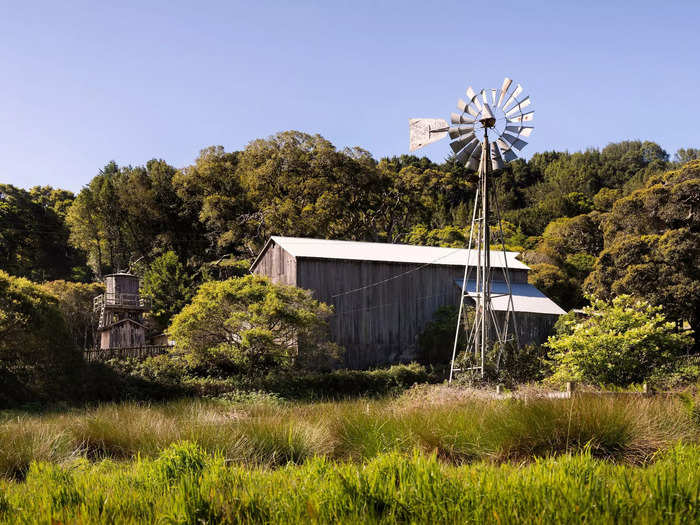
2 132 698 331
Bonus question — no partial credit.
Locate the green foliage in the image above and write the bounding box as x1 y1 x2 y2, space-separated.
675 148 700 164
588 160 700 342
142 251 195 332
0 271 81 406
40 280 104 349
0 184 87 281
154 441 208 483
417 306 466 365
546 295 693 386
528 263 580 310
168 275 343 374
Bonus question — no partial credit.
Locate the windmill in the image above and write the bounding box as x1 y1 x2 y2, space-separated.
408 78 534 380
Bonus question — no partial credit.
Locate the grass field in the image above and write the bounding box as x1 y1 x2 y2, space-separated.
1 386 699 523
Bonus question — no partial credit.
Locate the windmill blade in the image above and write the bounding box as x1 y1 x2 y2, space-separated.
501 132 528 151
491 88 497 105
455 138 480 164
451 112 475 125
497 77 512 108
466 86 482 110
457 99 480 117
505 125 534 137
466 143 482 170
481 89 489 105
505 96 532 116
448 126 474 139
449 132 476 152
502 149 518 162
409 118 449 151
497 138 518 162
490 142 505 170
502 84 523 111
507 110 534 123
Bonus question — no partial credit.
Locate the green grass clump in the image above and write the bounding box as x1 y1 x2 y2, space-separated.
0 388 697 480
2 443 700 523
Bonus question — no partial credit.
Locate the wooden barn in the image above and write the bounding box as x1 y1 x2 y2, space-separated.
251 236 566 369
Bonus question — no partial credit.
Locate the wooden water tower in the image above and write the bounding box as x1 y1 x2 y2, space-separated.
93 273 150 349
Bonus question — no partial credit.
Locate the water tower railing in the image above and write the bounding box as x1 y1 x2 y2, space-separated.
93 293 151 311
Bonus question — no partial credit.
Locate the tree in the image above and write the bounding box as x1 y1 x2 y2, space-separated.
674 148 700 164
546 295 692 386
67 160 200 277
168 275 342 374
173 146 247 256
588 160 700 342
528 263 579 310
142 251 195 332
0 184 87 281
41 280 104 349
237 132 392 247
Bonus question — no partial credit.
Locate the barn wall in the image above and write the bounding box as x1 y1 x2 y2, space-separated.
493 311 559 347
297 259 468 368
252 243 297 286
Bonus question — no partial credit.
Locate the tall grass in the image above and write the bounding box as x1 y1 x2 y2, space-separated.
2 442 700 523
1 386 697 479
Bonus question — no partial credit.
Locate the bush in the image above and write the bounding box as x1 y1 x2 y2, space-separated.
546 295 693 386
417 306 467 365
0 271 81 406
168 275 343 375
40 280 104 350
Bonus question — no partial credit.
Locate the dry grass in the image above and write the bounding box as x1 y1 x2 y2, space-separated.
0 386 697 479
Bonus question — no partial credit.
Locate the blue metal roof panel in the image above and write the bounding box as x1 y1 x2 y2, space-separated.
455 279 566 315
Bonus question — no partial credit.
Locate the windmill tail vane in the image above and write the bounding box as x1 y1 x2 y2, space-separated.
408 77 535 381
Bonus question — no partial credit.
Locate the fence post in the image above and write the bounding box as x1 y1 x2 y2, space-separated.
566 381 576 396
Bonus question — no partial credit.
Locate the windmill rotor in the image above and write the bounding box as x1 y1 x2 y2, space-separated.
408 77 535 168
408 77 536 381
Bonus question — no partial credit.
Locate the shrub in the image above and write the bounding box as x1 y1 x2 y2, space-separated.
168 275 343 375
0 271 81 405
546 295 693 386
40 280 104 350
154 441 207 483
417 306 467 365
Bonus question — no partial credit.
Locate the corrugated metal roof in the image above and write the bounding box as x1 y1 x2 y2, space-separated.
456 279 567 315
267 236 529 270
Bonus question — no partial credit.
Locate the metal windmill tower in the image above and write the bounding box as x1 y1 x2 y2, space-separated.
408 78 534 380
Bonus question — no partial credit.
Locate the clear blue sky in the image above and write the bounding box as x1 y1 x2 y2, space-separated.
2 0 699 193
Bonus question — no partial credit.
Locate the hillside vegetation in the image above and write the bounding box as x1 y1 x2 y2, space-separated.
0 136 698 405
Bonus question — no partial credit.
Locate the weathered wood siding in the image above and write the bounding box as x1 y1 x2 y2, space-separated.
105 275 139 295
297 259 461 368
251 240 552 369
102 320 146 349
252 243 297 286
493 311 559 347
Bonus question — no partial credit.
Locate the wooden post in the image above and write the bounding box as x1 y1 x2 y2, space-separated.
496 384 504 395
566 381 576 395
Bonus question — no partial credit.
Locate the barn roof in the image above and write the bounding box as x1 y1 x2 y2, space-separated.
253 236 529 270
456 279 567 315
